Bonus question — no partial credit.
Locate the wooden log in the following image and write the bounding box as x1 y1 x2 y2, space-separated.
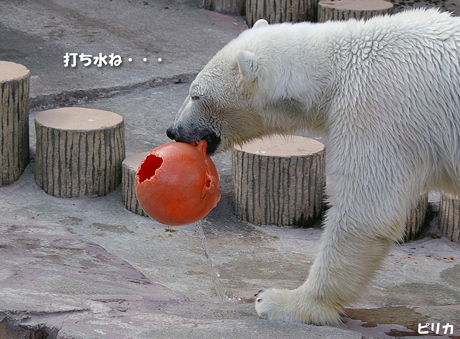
204 0 245 15
439 195 460 243
246 0 318 27
0 61 30 186
232 135 325 227
122 152 149 216
404 192 428 242
34 107 125 198
318 0 393 22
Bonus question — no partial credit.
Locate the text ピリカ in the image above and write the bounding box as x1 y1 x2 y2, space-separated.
418 322 455 335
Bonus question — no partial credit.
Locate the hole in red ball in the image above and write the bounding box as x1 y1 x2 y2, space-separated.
138 154 163 184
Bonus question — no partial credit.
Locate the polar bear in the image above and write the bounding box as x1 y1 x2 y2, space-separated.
166 9 460 325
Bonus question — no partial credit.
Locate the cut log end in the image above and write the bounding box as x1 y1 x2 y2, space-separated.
246 0 318 27
404 193 428 242
122 152 149 217
232 135 325 227
318 0 393 22
0 61 30 186
35 107 124 131
0 61 30 83
34 107 125 199
439 195 460 243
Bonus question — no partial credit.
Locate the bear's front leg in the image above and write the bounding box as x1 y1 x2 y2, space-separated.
255 208 395 325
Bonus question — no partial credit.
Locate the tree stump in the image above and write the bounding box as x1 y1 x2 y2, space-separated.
122 152 149 217
318 0 393 22
232 135 325 227
34 107 125 198
0 61 30 186
246 0 318 27
404 192 428 242
438 195 460 243
204 0 245 15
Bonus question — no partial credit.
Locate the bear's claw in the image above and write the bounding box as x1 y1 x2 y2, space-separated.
255 289 264 302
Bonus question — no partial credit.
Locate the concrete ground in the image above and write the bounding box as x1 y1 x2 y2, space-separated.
1 1 460 338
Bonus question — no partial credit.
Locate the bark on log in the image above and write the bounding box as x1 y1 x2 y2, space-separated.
318 0 393 22
204 0 245 15
232 135 325 227
122 152 149 216
34 107 125 198
246 0 318 27
0 61 30 186
439 195 460 243
404 192 428 242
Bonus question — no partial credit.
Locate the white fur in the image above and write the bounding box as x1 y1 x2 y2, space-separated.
171 9 460 325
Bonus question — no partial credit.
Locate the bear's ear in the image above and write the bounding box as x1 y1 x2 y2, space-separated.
237 50 260 84
253 19 268 29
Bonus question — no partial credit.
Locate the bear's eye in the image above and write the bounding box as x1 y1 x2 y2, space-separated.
191 95 200 101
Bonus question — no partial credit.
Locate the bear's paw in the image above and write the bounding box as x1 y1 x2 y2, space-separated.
255 288 342 325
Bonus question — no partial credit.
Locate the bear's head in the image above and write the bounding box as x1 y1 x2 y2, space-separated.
166 19 279 154
167 19 328 154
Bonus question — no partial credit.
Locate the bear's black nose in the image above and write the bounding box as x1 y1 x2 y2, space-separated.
166 128 176 140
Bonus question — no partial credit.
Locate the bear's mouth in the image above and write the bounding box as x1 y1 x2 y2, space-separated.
166 127 221 155
202 132 221 155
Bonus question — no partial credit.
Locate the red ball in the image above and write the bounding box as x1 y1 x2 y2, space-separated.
135 140 221 226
